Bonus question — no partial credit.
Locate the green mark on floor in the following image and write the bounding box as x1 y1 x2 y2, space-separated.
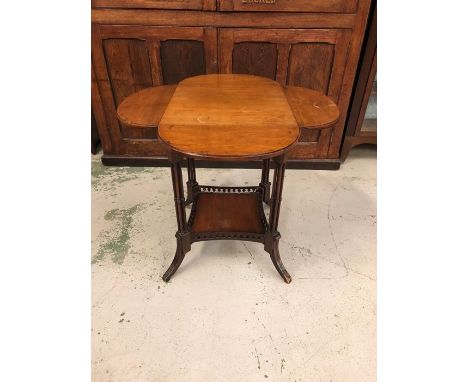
91 161 156 191
93 204 142 265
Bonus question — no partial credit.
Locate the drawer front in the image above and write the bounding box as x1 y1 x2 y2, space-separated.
218 0 358 13
92 0 215 10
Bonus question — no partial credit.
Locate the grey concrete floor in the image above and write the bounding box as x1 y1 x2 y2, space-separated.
91 146 376 382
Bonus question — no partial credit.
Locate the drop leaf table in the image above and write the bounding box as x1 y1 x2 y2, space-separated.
117 74 339 283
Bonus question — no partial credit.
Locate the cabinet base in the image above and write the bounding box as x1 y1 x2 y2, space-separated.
101 155 340 170
340 135 377 162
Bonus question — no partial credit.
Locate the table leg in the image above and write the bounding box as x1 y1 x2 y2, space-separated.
163 159 191 282
265 157 291 284
259 159 271 205
185 158 198 206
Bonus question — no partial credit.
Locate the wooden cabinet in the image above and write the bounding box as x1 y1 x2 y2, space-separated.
92 25 217 155
218 0 358 13
92 0 373 168
219 28 351 159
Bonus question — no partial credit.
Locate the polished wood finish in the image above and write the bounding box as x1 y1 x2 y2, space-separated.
218 0 357 13
101 155 341 170
284 86 340 129
92 24 217 152
159 74 299 160
116 85 176 127
92 9 356 28
265 156 291 283
163 158 291 283
114 75 341 282
92 0 215 10
261 86 339 203
185 157 198 205
115 82 339 132
259 159 271 204
162 159 190 282
341 0 376 161
92 0 372 166
218 27 351 159
191 193 265 234
112 78 340 188
147 75 320 282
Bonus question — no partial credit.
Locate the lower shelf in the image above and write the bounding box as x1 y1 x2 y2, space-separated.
188 188 268 241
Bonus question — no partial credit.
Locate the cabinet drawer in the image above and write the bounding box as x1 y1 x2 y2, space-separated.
218 0 358 13
92 0 214 10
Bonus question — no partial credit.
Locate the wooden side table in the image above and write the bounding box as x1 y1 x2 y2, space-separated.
117 74 339 283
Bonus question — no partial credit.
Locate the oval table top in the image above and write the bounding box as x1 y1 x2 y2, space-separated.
158 74 300 161
116 75 340 160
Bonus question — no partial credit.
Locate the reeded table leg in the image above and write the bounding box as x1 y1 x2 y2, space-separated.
185 158 198 206
259 159 271 205
163 158 191 282
265 157 291 283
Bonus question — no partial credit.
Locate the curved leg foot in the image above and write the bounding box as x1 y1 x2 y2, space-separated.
162 241 186 282
267 240 292 284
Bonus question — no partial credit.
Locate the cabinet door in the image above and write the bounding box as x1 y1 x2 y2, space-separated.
219 28 351 159
218 0 357 13
92 25 217 155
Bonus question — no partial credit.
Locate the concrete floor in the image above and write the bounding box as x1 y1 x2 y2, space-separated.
91 147 376 382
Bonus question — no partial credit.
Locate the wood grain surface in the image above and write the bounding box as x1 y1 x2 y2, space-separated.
284 86 339 129
158 74 299 160
191 193 264 234
116 85 176 127
91 0 373 165
116 82 339 131
218 0 357 13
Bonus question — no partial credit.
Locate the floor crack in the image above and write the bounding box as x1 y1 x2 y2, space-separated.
327 185 350 278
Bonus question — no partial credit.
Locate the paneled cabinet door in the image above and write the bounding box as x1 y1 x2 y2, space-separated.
92 25 217 156
219 28 352 159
